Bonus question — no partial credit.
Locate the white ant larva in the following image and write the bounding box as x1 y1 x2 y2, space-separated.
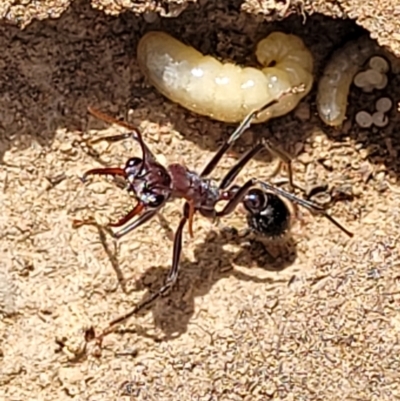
137 31 314 124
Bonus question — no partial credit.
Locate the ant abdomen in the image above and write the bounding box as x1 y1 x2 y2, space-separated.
243 188 291 239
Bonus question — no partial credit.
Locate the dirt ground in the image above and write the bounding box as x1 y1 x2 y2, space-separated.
2 0 400 57
1 0 400 400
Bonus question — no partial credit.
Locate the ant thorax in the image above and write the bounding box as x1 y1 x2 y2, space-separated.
168 163 220 209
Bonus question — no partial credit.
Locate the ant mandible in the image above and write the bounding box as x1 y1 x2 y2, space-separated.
73 85 353 340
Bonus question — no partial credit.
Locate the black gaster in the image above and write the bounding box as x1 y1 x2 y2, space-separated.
245 191 291 238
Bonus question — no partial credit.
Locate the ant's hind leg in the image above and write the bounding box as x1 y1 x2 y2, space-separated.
257 180 354 238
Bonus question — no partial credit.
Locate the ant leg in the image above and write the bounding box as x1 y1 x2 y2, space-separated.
216 178 353 237
200 106 271 178
108 203 145 228
219 144 263 190
200 111 260 177
73 204 157 238
226 84 305 147
261 138 309 192
181 198 195 238
81 167 126 181
88 132 133 145
88 106 141 133
87 106 155 160
99 213 188 334
262 139 296 189
218 137 299 192
217 179 257 217
257 180 354 237
201 85 305 177
111 208 159 239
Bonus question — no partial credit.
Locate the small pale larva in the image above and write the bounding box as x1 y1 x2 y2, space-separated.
137 31 314 124
317 36 399 127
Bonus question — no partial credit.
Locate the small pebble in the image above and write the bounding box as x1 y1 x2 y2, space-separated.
359 148 369 159
143 11 158 23
59 142 73 154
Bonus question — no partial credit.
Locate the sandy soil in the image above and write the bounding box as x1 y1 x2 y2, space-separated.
1 1 400 400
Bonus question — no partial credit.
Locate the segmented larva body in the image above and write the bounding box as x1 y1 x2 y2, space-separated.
137 31 314 123
317 36 399 126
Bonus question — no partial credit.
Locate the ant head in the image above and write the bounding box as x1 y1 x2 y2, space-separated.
125 157 172 209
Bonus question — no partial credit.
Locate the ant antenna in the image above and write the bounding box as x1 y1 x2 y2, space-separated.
87 106 150 176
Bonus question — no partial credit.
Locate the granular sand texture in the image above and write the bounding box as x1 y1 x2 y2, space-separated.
1 1 400 400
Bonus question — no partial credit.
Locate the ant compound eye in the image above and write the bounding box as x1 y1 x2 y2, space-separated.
126 157 142 168
148 193 165 208
125 157 143 177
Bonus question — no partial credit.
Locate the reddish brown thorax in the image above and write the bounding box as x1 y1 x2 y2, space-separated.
167 163 191 197
168 163 220 211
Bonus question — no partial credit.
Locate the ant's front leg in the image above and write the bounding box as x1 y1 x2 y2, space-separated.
73 203 159 241
97 208 189 339
110 208 159 239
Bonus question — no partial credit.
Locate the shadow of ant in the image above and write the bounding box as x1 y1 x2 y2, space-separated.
96 224 297 342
